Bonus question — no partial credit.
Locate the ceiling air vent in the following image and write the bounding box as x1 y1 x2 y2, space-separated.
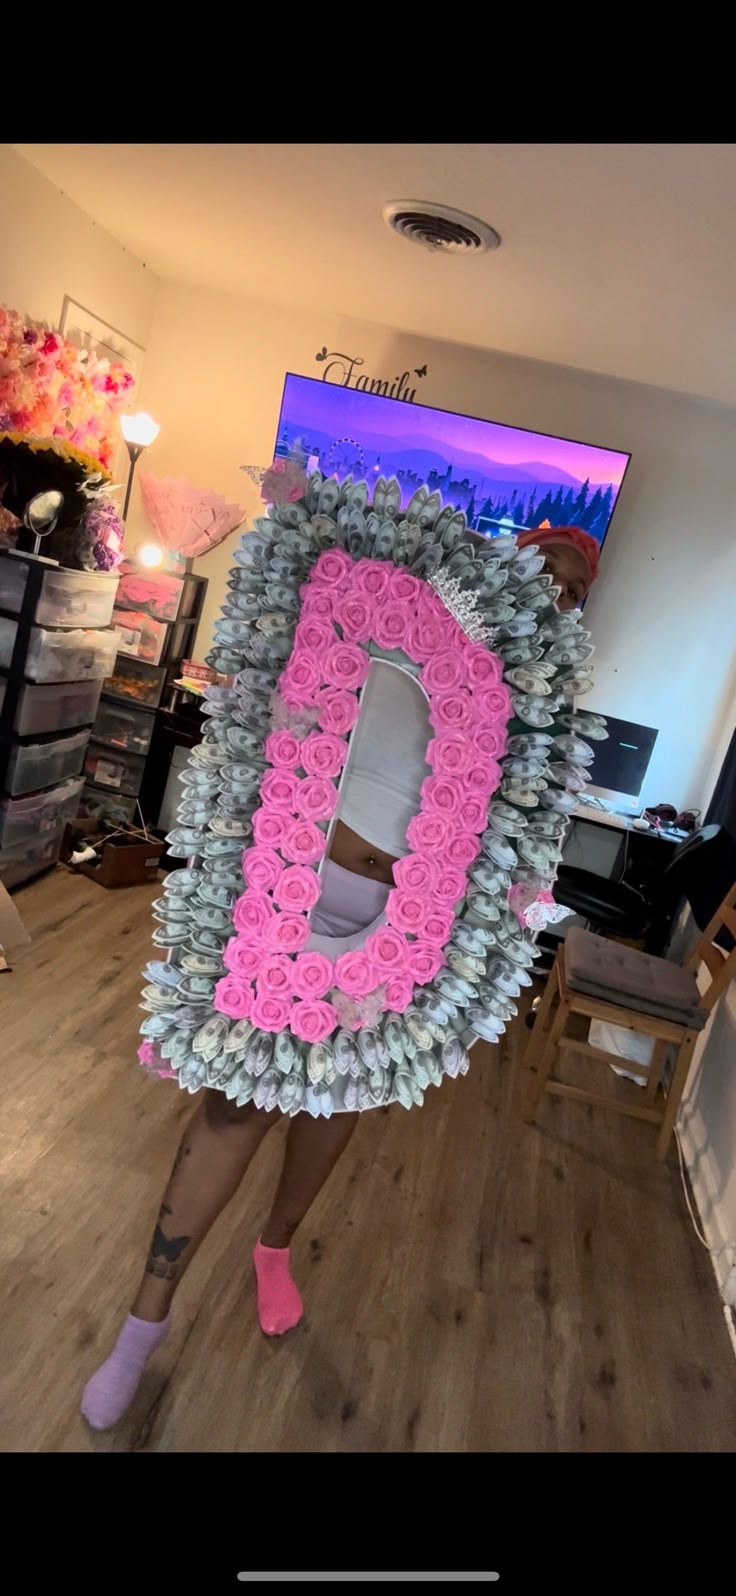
382 199 501 256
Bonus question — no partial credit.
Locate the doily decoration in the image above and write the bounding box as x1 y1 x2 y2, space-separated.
138 473 244 558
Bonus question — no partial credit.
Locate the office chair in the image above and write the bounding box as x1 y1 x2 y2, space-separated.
553 823 733 953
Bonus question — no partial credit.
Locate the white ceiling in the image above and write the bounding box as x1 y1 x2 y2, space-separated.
15 142 736 405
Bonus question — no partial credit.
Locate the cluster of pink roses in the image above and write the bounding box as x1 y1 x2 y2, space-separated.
214 546 512 1038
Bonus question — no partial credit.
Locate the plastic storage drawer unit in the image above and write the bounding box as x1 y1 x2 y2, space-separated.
14 679 102 737
102 655 166 709
0 823 64 888
84 740 146 799
24 626 119 684
0 776 84 848
5 728 90 796
94 699 154 756
78 782 138 828
0 616 19 669
0 560 118 628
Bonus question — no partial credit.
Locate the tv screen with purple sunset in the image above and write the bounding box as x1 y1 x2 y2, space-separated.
274 373 630 549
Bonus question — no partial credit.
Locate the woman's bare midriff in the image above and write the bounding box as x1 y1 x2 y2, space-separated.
328 819 398 885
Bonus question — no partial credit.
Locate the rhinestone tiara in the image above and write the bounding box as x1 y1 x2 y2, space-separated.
428 567 494 645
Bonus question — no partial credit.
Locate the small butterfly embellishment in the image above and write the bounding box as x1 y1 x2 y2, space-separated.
414 364 427 378
315 347 328 362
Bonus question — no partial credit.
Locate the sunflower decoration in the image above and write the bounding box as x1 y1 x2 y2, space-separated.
138 472 605 1117
0 304 133 567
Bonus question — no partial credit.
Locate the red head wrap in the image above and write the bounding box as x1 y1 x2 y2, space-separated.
515 523 601 587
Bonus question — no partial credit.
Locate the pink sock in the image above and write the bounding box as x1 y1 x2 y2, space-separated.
253 1239 303 1335
81 1312 171 1431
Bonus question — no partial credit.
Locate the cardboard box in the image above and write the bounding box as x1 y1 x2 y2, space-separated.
0 881 30 969
62 822 163 888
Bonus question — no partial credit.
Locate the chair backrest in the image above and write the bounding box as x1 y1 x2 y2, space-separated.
682 881 736 1013
661 824 723 913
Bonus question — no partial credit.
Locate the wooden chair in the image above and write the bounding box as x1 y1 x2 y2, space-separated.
523 884 736 1160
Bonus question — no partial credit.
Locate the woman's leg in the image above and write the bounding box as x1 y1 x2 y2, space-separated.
132 1092 279 1322
81 1091 278 1429
254 1110 359 1334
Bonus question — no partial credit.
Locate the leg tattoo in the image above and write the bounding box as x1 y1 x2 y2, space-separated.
145 1204 191 1280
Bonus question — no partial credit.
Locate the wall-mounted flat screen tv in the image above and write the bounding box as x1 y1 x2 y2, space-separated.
274 373 631 552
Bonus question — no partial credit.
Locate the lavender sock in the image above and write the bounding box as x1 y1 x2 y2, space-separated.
253 1239 303 1335
81 1312 171 1431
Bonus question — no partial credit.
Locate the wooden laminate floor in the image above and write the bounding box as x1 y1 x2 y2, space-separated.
1 867 734 1452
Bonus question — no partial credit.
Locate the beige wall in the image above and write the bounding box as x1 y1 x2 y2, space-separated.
134 279 736 815
1 144 157 358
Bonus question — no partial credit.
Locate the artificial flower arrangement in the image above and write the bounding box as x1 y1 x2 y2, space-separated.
0 303 133 475
138 471 605 1115
0 302 132 570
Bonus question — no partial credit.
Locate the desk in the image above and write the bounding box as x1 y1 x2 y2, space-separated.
566 806 683 900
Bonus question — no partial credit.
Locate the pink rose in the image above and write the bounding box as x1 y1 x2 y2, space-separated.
274 864 321 913
317 686 360 737
464 642 504 689
301 731 346 779
267 913 311 953
420 649 467 695
426 732 470 777
365 925 407 975
280 652 322 710
257 953 294 999
405 811 451 853
386 888 428 936
251 991 292 1032
281 817 326 865
383 973 414 1013
242 844 283 892
393 853 437 895
334 949 379 998
289 998 339 1044
472 723 508 761
408 940 446 985
233 890 274 935
446 830 481 869
420 773 462 818
464 758 502 796
299 585 335 620
252 806 288 849
311 547 354 588
292 951 334 1001
352 557 390 602
472 684 512 723
388 567 423 605
333 593 374 642
264 730 302 770
323 641 370 691
137 1040 172 1078
259 769 299 811
429 688 473 733
408 615 448 663
295 774 338 822
214 975 254 1019
423 906 455 946
458 792 488 833
295 617 333 657
373 601 411 652
224 936 261 980
434 864 466 904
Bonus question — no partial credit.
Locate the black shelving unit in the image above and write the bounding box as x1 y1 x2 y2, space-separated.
81 568 208 830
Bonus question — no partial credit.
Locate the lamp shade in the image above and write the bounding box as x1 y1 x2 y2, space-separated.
121 411 160 448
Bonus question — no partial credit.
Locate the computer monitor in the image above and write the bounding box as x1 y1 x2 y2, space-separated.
583 715 658 812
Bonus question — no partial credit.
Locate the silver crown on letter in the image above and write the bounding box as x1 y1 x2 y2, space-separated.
428 567 494 645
